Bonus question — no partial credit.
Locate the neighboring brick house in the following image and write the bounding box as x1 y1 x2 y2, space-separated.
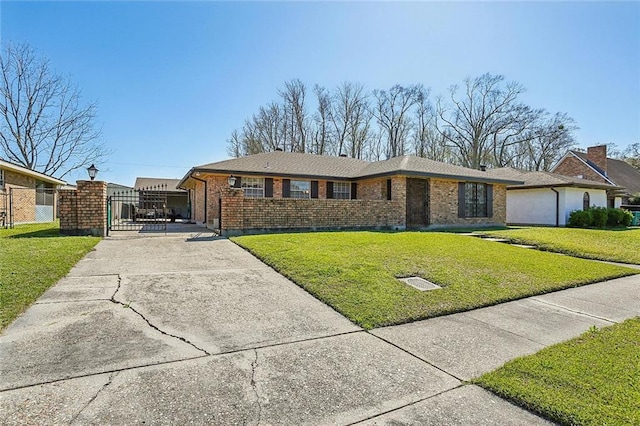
551 145 640 207
0 158 66 225
177 151 522 235
487 167 622 226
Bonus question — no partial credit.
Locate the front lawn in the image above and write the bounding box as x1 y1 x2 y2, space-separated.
0 222 100 331
475 317 640 426
481 227 640 265
232 232 636 329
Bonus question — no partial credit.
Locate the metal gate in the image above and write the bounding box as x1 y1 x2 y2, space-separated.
107 185 168 233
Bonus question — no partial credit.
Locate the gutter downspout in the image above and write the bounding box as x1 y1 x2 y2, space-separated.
191 174 207 225
550 187 560 227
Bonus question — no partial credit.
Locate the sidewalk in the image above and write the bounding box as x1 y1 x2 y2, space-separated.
1 230 638 425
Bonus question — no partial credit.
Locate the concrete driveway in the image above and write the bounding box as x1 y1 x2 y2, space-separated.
1 226 638 424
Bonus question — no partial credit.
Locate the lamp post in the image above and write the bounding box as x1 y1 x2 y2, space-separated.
87 164 98 181
228 175 237 187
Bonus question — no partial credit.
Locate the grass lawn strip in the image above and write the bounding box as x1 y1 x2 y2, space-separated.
232 232 636 329
482 227 640 265
0 223 100 331
475 318 640 426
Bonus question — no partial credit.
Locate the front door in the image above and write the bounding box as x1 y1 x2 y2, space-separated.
406 178 429 229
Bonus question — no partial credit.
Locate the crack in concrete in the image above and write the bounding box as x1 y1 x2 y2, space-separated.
249 349 263 426
109 275 210 356
69 371 118 425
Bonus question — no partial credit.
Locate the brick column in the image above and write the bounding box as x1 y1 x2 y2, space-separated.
60 180 107 237
220 187 244 236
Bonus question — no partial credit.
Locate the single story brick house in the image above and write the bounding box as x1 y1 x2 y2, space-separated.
0 158 66 225
177 151 522 235
486 167 624 226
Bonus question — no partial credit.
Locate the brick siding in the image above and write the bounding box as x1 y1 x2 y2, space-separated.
59 180 107 236
554 156 608 183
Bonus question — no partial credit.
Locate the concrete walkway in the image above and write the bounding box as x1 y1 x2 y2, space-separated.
1 226 639 425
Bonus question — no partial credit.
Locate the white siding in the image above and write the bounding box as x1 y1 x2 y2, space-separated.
506 188 557 225
507 187 608 226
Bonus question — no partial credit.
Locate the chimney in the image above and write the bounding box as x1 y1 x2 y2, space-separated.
587 145 607 174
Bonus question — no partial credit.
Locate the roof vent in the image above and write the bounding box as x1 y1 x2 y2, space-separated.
275 147 283 152
480 165 487 172
339 153 347 157
399 277 441 292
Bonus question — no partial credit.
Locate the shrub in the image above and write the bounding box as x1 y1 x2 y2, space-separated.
568 210 593 228
569 207 632 228
591 207 608 228
619 209 633 227
606 208 633 227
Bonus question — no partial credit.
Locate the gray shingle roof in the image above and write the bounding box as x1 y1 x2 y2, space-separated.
134 177 185 192
572 151 640 195
194 152 368 179
487 167 622 190
184 152 523 185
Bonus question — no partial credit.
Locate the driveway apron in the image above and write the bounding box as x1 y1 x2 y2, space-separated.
1 230 464 425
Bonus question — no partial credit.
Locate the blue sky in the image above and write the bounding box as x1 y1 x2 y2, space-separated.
1 1 639 186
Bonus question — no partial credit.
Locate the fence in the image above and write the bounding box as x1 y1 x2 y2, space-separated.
1 187 58 228
0 191 7 228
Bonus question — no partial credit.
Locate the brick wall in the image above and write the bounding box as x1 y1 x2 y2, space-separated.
554 156 607 183
59 180 107 236
428 179 507 226
220 188 406 235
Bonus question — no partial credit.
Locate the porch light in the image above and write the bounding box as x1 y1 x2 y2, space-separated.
87 164 98 181
228 175 237 187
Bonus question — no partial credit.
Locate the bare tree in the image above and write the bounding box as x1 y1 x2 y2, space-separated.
330 82 372 158
310 84 332 155
521 112 578 171
411 87 452 162
226 129 243 158
436 73 536 169
279 79 307 153
0 42 107 178
372 84 422 158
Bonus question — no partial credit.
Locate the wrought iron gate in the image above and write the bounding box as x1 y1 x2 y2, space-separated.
107 185 168 233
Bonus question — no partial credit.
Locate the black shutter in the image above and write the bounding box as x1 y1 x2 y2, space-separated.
486 184 493 217
458 182 466 218
351 182 357 200
265 178 273 198
311 181 319 199
386 179 392 201
283 179 290 198
326 181 334 199
234 176 242 188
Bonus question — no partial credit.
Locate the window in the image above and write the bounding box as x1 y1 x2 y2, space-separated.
0 169 4 189
241 177 264 198
35 181 54 206
332 182 350 199
583 192 590 210
290 180 310 198
460 182 490 218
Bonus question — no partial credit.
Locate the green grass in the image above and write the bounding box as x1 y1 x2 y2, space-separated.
0 222 100 331
232 232 637 329
481 227 640 265
475 318 640 425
